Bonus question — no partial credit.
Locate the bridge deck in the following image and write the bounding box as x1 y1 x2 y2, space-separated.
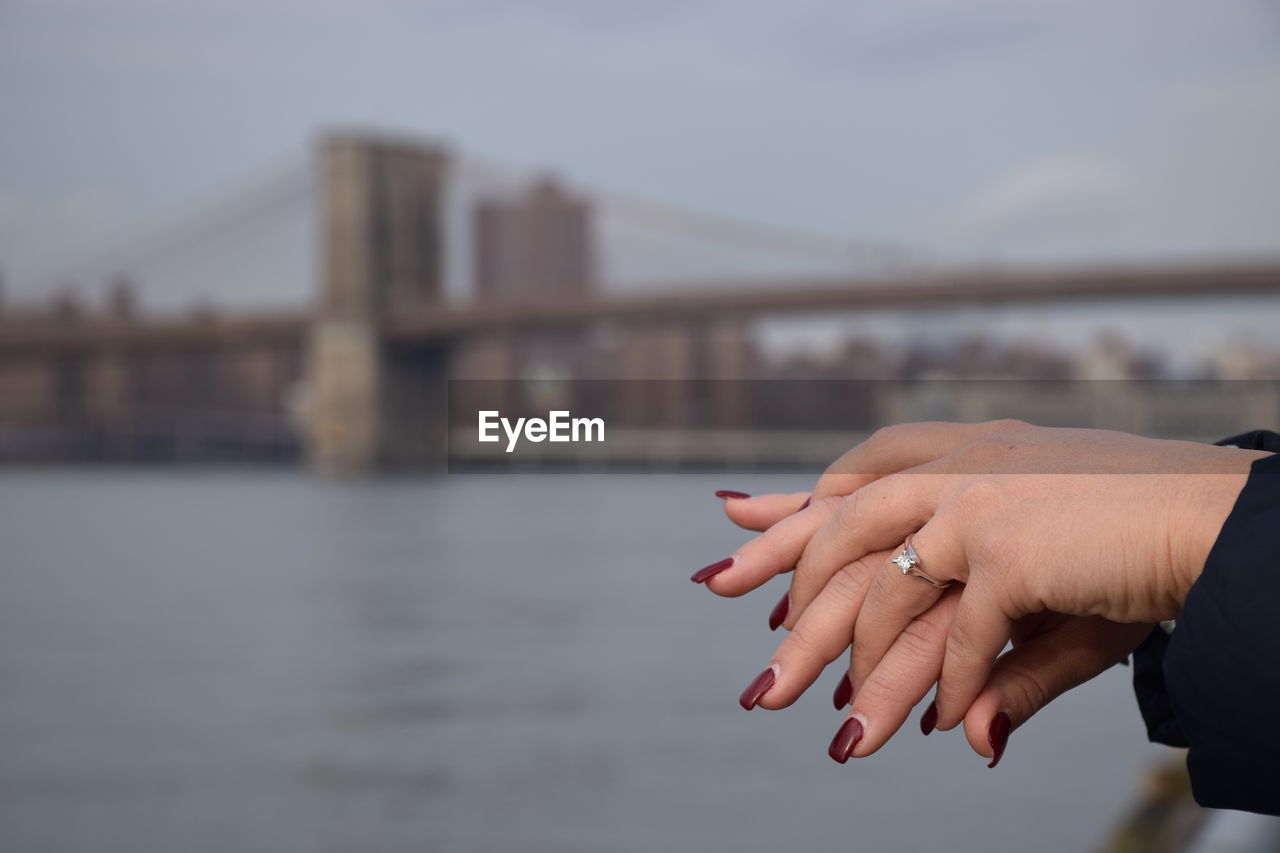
3 261 1279 352
387 260 1280 339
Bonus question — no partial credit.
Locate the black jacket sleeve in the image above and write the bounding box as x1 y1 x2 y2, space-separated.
1131 429 1280 815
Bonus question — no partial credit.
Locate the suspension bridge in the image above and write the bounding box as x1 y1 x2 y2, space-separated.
2 131 1279 470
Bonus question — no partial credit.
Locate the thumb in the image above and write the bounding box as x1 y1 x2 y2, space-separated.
957 616 1151 767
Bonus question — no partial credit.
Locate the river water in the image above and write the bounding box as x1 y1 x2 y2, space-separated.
0 470 1178 852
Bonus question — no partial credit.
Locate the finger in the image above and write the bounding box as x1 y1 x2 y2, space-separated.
935 583 1013 730
693 496 837 597
721 492 811 532
829 588 962 761
850 508 967 689
960 618 1152 767
811 420 1030 501
784 468 950 629
743 550 889 710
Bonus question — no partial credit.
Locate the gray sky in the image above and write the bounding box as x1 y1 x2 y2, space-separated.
2 0 1279 302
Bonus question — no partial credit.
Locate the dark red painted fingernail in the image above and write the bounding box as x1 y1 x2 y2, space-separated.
768 593 790 631
798 496 811 511
691 557 733 584
832 671 853 709
715 490 750 500
739 665 777 710
828 715 865 764
987 711 1011 768
920 701 938 736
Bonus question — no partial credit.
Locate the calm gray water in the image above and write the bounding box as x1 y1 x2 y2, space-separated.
0 470 1176 852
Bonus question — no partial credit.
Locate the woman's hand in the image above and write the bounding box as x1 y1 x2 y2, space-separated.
739 558 1151 764
700 421 1267 756
708 474 1150 765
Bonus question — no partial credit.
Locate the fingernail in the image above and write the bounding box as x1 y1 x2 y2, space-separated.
798 496 811 511
920 701 938 736
987 711 1011 768
691 557 733 584
739 664 778 710
827 715 865 764
768 592 790 631
715 490 750 500
832 671 853 709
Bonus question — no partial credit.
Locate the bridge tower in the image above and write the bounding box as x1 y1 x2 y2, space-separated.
305 134 451 472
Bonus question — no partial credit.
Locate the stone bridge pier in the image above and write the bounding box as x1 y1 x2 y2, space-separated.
305 135 451 473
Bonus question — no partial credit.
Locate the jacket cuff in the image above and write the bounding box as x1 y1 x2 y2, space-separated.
1159 433 1280 814
1129 431 1280 747
1131 625 1188 747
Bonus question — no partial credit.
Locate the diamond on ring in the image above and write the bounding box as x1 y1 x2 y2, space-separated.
893 542 919 575
892 536 951 588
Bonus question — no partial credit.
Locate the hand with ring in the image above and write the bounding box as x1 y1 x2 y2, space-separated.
697 420 1268 764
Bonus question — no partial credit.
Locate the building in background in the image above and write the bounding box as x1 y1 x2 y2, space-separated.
473 178 595 304
463 178 603 385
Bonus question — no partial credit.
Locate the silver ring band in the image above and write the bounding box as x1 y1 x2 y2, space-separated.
891 534 952 589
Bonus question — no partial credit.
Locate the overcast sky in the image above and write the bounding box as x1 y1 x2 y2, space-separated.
2 0 1278 303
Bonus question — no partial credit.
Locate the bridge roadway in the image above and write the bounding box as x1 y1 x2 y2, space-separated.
386 260 1280 339
4 260 1280 352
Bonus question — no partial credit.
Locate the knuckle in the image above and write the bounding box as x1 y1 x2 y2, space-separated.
960 436 1013 468
828 560 870 603
858 423 917 459
999 663 1053 715
782 623 844 666
782 623 820 659
866 424 902 449
968 529 1017 580
851 671 901 707
812 494 844 518
953 421 1038 471
867 575 896 613
894 616 944 661
957 475 1008 513
855 550 889 580
865 564 916 613
945 622 983 663
821 450 858 484
832 488 865 536
986 417 1031 434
